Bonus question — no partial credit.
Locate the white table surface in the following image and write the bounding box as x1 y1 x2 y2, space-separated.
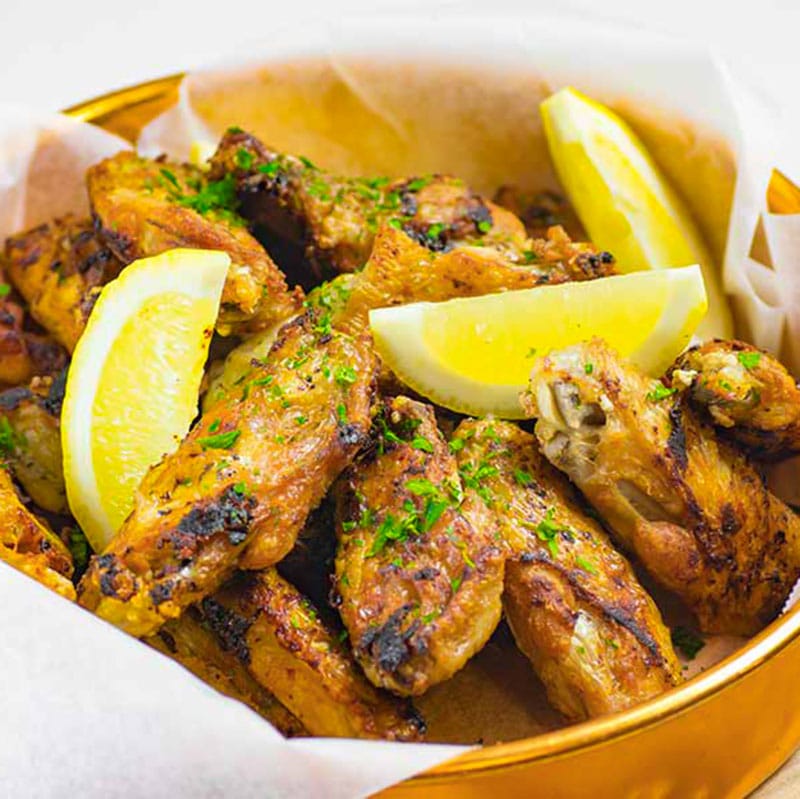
3 0 800 795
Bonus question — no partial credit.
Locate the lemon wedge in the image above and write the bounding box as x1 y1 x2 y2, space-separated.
541 87 731 340
370 265 707 419
62 249 229 551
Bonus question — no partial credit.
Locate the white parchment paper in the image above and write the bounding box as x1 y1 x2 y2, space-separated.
1 17 799 799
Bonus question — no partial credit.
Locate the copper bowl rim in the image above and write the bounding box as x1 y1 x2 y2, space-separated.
63 73 800 785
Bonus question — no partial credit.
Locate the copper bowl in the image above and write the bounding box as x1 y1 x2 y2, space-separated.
65 70 800 799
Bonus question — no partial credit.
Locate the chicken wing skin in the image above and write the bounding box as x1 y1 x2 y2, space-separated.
0 466 75 599
78 313 377 637
453 418 681 721
334 396 505 696
306 225 614 339
669 339 800 461
524 339 800 635
4 215 122 352
209 130 616 283
149 610 307 737
197 569 424 740
87 151 302 334
0 371 67 513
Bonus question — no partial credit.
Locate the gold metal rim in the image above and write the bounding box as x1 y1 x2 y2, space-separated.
63 74 800 784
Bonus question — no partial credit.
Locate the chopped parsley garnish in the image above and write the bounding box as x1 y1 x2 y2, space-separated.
426 222 446 241
233 482 249 496
336 403 347 424
405 176 433 192
342 520 357 532
208 419 221 433
0 283 10 297
159 168 180 189
198 429 241 450
533 508 565 557
477 219 492 234
671 626 705 660
0 417 22 456
513 468 534 487
411 435 434 453
449 437 465 453
298 155 316 169
334 365 357 386
258 161 281 177
737 351 762 370
646 382 678 402
66 527 91 574
575 555 598 575
584 362 594 375
235 148 254 169
450 575 463 593
387 218 404 230
295 414 308 425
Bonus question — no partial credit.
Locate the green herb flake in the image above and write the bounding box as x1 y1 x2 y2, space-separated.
671 626 705 660
405 176 433 192
334 365 357 386
336 404 347 424
235 148 254 170
477 219 492 234
449 437 465 453
342 520 357 532
0 283 10 297
295 415 308 425
575 555 598 575
450 575 463 593
533 508 565 558
0 417 21 456
258 161 281 177
584 362 594 375
526 347 538 359
198 429 241 450
233 482 249 496
737 351 762 370
646 382 678 402
513 468 534 487
208 419 221 433
67 527 91 573
426 222 446 240
411 436 434 453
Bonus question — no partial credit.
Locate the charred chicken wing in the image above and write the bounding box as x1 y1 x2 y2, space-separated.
87 151 301 334
453 418 681 720
4 215 122 351
198 568 424 740
78 314 377 636
670 339 800 461
334 396 505 696
525 339 800 635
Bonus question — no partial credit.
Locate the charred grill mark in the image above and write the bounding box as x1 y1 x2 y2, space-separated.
721 503 742 536
338 422 368 447
199 595 253 665
42 368 67 416
171 486 255 553
667 404 688 472
94 553 135 600
0 386 33 410
359 605 419 675
149 580 176 606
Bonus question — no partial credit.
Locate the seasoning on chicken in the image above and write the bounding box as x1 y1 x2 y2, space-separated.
525 338 800 635
453 418 681 720
78 313 377 637
196 569 425 740
0 370 67 513
149 609 307 737
669 339 800 461
0 466 75 600
334 396 505 696
87 151 302 334
209 129 616 282
4 215 122 351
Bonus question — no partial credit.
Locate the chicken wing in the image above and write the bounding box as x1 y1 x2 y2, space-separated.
493 186 586 241
524 339 800 635
78 313 377 636
149 610 306 737
0 370 67 513
209 130 616 283
87 151 302 334
453 418 680 720
334 396 505 696
305 225 614 340
669 339 800 461
4 215 122 352
197 569 424 740
0 466 74 599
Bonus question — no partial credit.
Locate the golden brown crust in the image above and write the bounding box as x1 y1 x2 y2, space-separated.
454 419 680 721
669 339 800 461
78 314 378 636
526 339 800 635
0 466 75 599
4 215 122 352
149 610 307 737
87 150 302 335
199 569 424 740
334 396 505 696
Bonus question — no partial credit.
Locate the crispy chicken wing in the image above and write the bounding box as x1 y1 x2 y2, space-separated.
525 339 800 635
453 419 680 720
0 466 74 599
334 396 505 696
209 130 615 284
4 215 122 351
78 314 377 636
197 569 424 740
670 339 800 461
149 610 306 737
0 371 67 513
87 151 302 334
306 225 614 339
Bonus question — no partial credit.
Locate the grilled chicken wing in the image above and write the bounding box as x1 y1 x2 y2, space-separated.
149 610 306 737
493 186 586 241
87 151 302 334
306 225 614 339
197 569 424 740
4 215 122 351
525 339 800 635
669 339 800 461
453 418 680 720
334 396 505 696
209 130 616 283
0 371 67 513
78 313 377 636
0 466 74 599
